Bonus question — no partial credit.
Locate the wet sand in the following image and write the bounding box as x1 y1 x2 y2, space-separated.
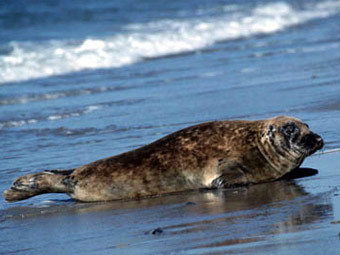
1 0 340 254
1 150 340 255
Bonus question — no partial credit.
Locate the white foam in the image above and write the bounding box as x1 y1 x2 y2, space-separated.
0 92 64 105
0 119 38 129
84 105 102 113
47 115 62 121
1 1 340 84
0 87 112 106
0 104 103 129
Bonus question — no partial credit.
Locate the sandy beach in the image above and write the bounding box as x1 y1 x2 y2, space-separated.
1 0 340 254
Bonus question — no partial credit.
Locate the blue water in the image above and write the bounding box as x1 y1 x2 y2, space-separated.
1 0 340 254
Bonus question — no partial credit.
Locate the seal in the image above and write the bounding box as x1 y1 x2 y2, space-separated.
3 116 323 202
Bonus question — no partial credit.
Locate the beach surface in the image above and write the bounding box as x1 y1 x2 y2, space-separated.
1 0 340 254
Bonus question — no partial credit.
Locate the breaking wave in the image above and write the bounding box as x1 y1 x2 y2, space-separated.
1 1 340 84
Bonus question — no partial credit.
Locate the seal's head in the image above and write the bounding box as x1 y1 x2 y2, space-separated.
259 116 323 172
268 116 323 156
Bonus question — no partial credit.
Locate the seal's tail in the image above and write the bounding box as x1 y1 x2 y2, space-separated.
3 169 74 202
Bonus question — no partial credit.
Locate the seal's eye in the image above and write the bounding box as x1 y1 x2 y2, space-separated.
285 125 296 135
281 122 300 140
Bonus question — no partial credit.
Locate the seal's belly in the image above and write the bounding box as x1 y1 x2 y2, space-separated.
72 165 219 201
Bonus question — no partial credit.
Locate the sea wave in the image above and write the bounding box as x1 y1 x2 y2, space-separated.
1 1 340 84
0 105 101 129
0 99 143 129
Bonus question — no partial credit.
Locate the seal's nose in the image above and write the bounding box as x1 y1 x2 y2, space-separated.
315 134 324 149
301 132 324 152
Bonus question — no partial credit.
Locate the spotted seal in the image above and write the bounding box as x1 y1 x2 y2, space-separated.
3 116 323 202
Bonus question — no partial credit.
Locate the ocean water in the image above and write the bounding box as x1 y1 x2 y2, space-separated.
1 0 340 254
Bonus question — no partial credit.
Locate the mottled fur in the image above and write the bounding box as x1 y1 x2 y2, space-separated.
3 116 323 202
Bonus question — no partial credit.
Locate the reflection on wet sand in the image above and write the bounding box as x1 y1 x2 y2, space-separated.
171 171 333 252
191 182 332 251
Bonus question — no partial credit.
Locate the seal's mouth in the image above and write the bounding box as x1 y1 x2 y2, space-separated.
300 132 324 156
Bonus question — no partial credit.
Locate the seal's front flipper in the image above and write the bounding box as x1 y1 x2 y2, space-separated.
3 169 74 202
211 172 248 188
211 160 249 188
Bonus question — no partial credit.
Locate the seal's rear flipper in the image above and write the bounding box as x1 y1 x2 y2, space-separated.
3 169 74 202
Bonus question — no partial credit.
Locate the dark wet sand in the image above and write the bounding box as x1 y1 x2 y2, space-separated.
1 150 340 255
